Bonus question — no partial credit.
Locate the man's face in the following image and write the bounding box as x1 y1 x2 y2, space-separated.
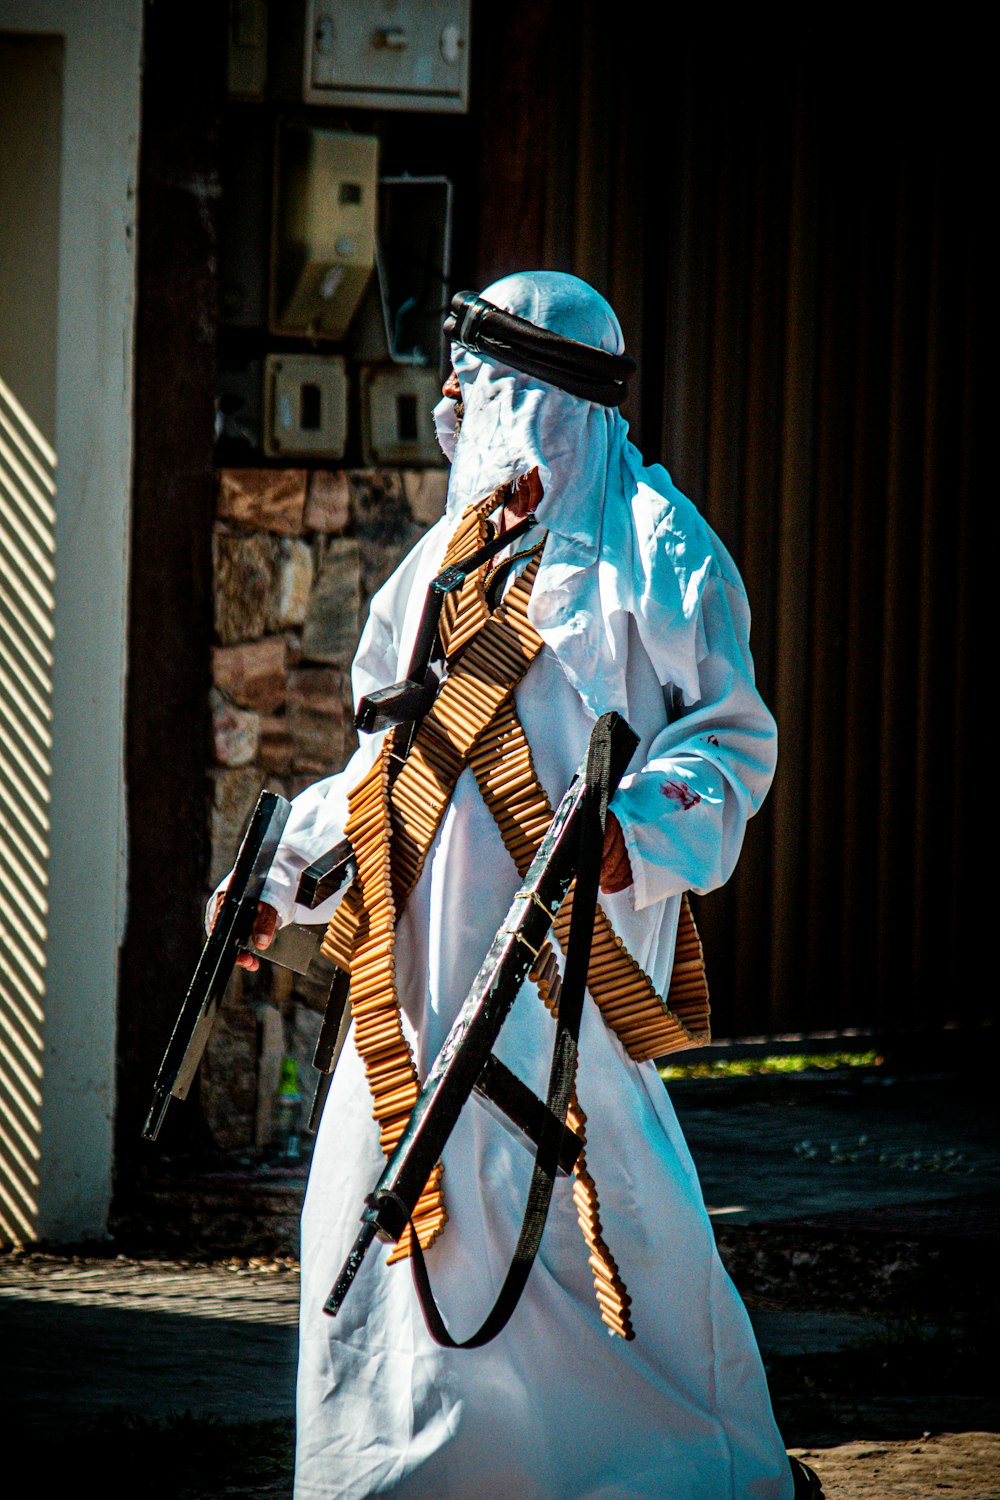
442 366 464 434
442 368 461 402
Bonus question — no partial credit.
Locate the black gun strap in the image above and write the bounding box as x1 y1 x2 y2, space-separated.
407 722 613 1348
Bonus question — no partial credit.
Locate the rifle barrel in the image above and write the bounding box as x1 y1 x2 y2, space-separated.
324 1218 380 1316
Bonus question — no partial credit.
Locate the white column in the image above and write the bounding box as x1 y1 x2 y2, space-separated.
0 0 142 1242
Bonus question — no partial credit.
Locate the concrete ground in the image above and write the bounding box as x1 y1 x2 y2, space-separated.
2 1062 997 1496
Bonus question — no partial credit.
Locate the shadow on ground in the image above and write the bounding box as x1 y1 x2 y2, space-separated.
0 1259 299 1497
27 1410 295 1500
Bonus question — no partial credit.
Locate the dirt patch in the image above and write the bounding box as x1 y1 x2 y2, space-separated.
791 1431 1000 1498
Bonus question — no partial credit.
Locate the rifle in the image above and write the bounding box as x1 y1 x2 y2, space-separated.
143 791 291 1141
142 513 538 1144
326 711 638 1348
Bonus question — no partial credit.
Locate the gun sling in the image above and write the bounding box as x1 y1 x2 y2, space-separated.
404 714 631 1347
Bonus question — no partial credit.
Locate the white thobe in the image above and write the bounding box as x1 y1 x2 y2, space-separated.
250 494 792 1500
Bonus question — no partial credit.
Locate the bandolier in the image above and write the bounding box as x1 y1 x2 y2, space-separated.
319 489 710 1339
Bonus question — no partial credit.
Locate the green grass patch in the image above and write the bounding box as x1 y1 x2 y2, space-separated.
659 1050 881 1081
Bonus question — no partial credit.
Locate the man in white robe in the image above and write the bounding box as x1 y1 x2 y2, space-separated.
221 273 809 1498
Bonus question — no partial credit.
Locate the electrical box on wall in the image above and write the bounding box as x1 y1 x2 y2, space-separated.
264 354 348 458
270 125 379 340
273 0 471 113
361 366 443 465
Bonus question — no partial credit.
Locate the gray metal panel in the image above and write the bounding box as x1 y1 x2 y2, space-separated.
304 0 471 113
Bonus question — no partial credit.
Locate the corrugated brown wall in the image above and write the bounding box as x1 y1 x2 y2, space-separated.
473 13 986 1038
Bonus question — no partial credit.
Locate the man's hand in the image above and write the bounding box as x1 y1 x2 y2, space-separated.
209 893 278 971
600 812 633 894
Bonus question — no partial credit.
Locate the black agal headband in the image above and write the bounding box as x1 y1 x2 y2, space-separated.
443 290 636 407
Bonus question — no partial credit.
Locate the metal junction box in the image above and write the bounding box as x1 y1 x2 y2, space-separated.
264 353 348 458
274 0 471 113
269 125 379 340
361 365 443 465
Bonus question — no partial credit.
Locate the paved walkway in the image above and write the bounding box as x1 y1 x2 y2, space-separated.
0 1257 299 1428
2 1252 997 1495
0 1252 897 1423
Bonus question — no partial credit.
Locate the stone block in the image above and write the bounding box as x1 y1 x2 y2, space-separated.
210 686 261 767
288 667 349 774
217 468 307 535
301 537 361 666
403 469 449 526
304 470 351 533
269 537 315 630
358 528 424 604
208 765 263 889
214 529 279 645
349 469 409 541
350 468 423 597
257 714 293 774
212 635 287 713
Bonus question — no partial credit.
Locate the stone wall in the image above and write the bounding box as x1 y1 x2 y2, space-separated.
202 467 447 1157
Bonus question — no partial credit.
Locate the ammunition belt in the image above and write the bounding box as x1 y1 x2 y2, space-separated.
320 492 709 1337
320 492 543 1260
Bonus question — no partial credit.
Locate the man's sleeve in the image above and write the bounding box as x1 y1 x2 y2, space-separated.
609 568 777 912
